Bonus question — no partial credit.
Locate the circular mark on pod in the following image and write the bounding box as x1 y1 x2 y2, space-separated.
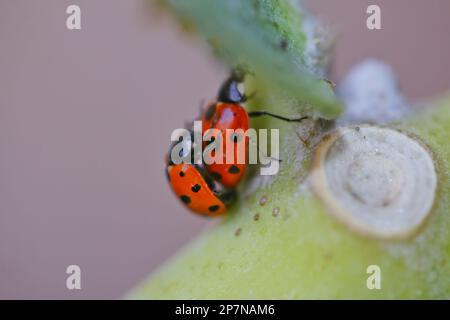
272 207 280 217
259 196 268 206
311 125 437 239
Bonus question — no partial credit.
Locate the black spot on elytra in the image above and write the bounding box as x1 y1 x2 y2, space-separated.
205 103 216 120
180 195 191 204
228 165 240 174
210 171 222 181
179 171 185 177
280 39 288 51
231 133 241 143
208 205 220 212
191 184 201 193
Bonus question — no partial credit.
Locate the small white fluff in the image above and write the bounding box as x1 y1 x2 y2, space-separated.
337 59 411 124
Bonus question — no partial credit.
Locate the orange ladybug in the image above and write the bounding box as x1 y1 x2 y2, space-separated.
166 70 307 216
166 162 235 216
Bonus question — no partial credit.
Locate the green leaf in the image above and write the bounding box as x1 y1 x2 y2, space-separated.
161 0 343 119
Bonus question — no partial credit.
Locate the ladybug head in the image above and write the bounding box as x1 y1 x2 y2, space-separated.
217 69 246 104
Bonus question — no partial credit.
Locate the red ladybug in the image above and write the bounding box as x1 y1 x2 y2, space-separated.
201 101 249 188
166 70 307 217
201 71 307 188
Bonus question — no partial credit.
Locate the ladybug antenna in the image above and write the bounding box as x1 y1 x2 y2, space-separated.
218 69 246 104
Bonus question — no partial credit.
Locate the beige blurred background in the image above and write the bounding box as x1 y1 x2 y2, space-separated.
1 0 449 299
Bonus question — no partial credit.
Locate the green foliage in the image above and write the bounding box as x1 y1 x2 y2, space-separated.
160 0 343 119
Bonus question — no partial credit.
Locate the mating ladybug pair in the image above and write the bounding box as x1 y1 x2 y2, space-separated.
165 71 307 217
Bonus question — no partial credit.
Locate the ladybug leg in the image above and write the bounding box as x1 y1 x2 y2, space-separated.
248 111 308 122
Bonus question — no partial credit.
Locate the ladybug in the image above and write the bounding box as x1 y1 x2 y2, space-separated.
166 138 235 216
201 70 307 188
166 70 307 217
201 102 249 188
166 162 235 216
